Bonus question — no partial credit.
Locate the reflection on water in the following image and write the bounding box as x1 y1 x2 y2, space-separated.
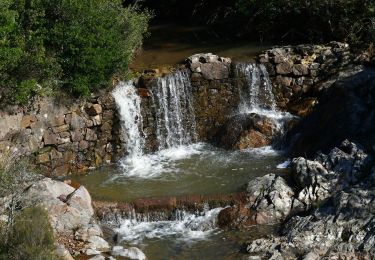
73 143 286 202
131 24 273 70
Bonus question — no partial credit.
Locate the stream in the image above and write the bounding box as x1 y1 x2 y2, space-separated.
73 50 293 258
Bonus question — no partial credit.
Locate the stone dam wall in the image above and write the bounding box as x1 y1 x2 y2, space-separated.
0 42 364 176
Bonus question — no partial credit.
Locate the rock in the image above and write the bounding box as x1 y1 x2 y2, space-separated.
21 115 37 128
52 115 66 127
70 112 86 130
287 98 318 117
236 130 270 149
85 129 97 141
91 115 102 126
292 64 309 76
53 164 71 176
86 104 103 116
36 152 50 164
55 244 74 260
219 174 294 228
86 236 110 252
137 88 151 98
200 62 229 80
246 142 375 259
71 130 84 142
218 113 278 150
43 131 59 145
275 75 292 87
53 124 70 133
111 246 146 260
24 178 94 233
276 62 293 75
287 68 375 156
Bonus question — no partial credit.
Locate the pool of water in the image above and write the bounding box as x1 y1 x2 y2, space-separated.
130 24 273 70
74 143 287 202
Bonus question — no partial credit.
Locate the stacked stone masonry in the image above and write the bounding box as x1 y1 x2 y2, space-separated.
0 42 364 175
0 93 121 177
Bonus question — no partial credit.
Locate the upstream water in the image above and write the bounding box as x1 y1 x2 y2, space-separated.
75 62 292 259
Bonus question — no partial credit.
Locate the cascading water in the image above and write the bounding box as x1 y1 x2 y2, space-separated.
115 207 224 243
234 62 295 148
112 70 201 178
235 62 277 114
151 69 197 149
112 81 146 173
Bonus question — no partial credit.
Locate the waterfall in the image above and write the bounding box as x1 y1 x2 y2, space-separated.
112 70 200 178
151 69 197 149
112 81 145 166
114 207 223 243
235 63 277 114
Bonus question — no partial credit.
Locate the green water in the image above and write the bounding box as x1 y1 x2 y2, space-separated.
73 144 286 202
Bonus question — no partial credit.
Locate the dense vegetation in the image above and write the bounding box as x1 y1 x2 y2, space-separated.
0 0 150 104
0 159 56 259
142 0 375 44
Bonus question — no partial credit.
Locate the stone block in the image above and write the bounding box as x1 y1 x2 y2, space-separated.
86 104 103 116
43 131 59 145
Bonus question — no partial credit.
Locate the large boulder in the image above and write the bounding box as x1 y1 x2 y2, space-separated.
218 174 294 228
287 68 375 156
246 141 375 259
17 178 111 257
186 53 231 80
218 113 278 150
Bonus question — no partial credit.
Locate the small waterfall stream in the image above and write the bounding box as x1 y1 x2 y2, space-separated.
112 81 145 165
112 69 200 178
108 63 290 259
152 69 197 149
235 62 277 114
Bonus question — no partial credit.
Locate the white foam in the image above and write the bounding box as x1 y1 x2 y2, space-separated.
118 143 206 178
115 207 224 243
241 145 280 156
277 159 291 169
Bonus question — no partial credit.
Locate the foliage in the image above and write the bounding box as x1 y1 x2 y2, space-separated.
0 207 57 260
141 0 375 45
0 0 150 104
232 0 375 44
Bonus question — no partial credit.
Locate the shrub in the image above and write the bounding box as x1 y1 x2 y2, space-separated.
0 0 150 105
0 207 57 260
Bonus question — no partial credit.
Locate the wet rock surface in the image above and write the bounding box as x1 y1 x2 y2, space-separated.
217 113 279 149
245 141 375 259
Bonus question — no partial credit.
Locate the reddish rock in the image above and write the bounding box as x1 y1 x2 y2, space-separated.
21 115 37 128
137 88 151 98
86 104 103 116
236 130 271 149
218 204 257 228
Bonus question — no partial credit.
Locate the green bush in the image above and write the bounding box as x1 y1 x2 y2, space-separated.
0 0 150 105
0 207 57 260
